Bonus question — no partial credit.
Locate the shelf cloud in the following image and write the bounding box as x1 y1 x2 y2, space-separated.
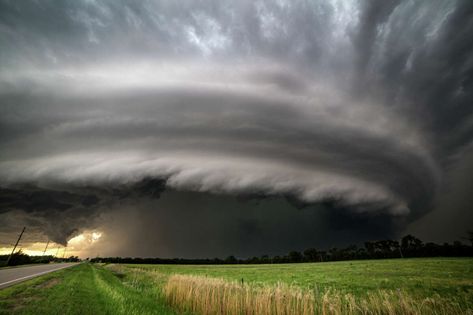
0 0 472 256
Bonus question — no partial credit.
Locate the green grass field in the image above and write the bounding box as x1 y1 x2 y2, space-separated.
128 257 473 298
0 258 472 314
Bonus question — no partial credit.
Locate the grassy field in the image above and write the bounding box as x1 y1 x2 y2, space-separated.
0 258 472 314
127 257 473 298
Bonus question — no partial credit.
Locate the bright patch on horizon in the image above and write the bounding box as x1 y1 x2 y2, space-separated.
66 231 104 256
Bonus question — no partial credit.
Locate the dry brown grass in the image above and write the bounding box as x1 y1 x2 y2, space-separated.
164 274 314 315
163 274 473 315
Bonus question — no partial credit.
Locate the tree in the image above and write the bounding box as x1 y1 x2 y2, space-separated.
401 235 423 257
225 255 237 264
303 248 319 262
7 250 32 266
288 251 303 263
364 241 377 258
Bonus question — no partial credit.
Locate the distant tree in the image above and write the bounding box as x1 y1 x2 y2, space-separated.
422 242 439 257
7 250 32 266
401 235 423 249
273 255 282 263
371 240 400 258
356 247 368 259
260 255 271 263
288 251 303 263
67 256 80 262
248 256 260 264
341 245 359 260
225 255 237 264
303 248 318 262
364 241 377 258
401 235 423 257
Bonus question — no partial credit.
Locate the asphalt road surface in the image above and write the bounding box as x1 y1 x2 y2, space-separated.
0 263 79 289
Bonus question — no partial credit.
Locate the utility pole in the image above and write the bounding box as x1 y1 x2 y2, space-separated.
42 240 50 256
6 227 26 265
62 246 67 259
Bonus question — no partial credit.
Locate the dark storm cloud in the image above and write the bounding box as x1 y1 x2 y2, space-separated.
0 179 169 245
0 0 472 255
354 0 473 148
79 190 401 258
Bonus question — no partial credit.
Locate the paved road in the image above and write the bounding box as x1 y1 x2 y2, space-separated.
0 263 80 289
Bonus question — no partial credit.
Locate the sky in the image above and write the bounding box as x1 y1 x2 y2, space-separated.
0 0 472 258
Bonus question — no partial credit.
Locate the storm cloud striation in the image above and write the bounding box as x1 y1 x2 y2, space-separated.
0 0 472 257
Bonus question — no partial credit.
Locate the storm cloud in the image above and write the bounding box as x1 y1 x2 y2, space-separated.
0 0 472 256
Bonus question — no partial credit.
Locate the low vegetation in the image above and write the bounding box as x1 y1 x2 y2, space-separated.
165 274 315 315
1 258 472 314
163 273 472 315
127 257 473 298
0 251 80 267
0 264 178 315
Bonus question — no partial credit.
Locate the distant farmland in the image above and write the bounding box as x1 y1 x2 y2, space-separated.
1 258 472 314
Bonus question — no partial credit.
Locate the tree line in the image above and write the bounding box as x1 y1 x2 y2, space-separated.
0 250 80 267
90 233 473 264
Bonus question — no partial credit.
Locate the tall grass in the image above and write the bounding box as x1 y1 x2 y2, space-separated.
163 274 473 315
164 274 314 315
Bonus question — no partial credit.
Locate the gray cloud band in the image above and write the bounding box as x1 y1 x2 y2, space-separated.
0 64 436 212
0 0 471 248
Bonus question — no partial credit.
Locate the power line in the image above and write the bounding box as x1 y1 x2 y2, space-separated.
42 240 50 256
6 227 26 265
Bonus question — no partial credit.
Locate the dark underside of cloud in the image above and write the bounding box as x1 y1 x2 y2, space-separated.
0 181 402 257
0 0 472 256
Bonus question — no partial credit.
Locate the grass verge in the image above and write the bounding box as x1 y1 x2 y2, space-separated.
0 263 179 315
